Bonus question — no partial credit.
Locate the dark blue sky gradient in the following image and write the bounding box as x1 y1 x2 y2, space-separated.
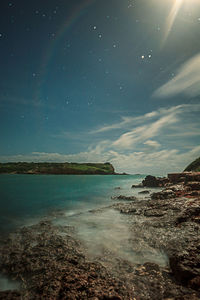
0 0 200 173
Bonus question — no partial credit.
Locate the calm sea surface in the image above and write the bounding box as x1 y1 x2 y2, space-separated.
0 174 145 233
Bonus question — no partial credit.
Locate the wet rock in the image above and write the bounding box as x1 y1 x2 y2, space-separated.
142 175 169 188
151 190 175 200
168 173 190 184
0 290 21 300
185 173 200 183
120 208 137 214
169 248 200 288
138 190 150 194
0 223 133 299
114 187 121 190
131 183 143 188
176 206 200 224
144 209 166 217
185 182 200 191
111 195 137 201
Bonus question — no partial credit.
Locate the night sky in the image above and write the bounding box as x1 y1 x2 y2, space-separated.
0 0 200 174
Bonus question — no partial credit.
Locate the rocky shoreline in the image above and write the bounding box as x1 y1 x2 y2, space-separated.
0 172 200 299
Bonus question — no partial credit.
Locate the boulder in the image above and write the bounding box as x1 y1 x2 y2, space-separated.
142 175 169 187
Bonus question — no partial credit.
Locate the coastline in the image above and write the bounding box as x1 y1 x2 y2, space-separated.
0 173 200 299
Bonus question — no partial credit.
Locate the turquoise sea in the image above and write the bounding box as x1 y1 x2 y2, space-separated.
0 174 145 233
0 174 169 292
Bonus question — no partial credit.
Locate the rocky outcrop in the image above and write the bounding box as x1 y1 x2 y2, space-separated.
142 175 169 187
184 157 200 172
1 169 200 299
0 222 132 299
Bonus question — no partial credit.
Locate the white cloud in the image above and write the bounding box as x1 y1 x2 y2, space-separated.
1 104 199 175
143 140 161 148
112 113 178 149
153 53 200 98
91 104 199 135
1 145 199 175
91 111 159 134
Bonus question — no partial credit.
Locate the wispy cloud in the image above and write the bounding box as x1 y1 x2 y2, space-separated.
112 113 177 149
91 112 158 134
91 104 199 135
1 144 199 175
1 104 199 175
143 140 161 148
153 53 200 98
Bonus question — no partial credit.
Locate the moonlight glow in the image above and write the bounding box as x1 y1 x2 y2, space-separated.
163 0 200 44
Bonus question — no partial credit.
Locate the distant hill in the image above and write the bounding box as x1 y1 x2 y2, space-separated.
0 162 115 175
184 157 200 172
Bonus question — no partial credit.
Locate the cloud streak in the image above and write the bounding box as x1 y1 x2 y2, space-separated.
1 104 199 175
153 53 200 98
112 113 178 149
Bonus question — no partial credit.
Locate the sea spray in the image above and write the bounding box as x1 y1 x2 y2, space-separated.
54 207 168 266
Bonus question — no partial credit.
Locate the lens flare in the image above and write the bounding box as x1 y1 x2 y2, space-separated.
163 0 183 45
162 0 200 45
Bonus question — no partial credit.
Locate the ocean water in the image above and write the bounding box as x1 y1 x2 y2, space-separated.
0 174 145 233
0 174 168 292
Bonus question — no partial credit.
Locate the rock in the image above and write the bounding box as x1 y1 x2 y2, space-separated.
176 207 200 224
185 173 200 183
169 249 200 288
120 208 137 214
111 195 137 201
151 190 175 200
168 172 200 184
142 175 169 187
138 190 150 194
168 173 190 184
0 291 21 300
131 183 143 188
185 182 200 191
114 187 121 190
144 209 166 217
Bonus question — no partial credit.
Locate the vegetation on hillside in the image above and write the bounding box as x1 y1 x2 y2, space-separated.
0 162 115 175
184 157 200 172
